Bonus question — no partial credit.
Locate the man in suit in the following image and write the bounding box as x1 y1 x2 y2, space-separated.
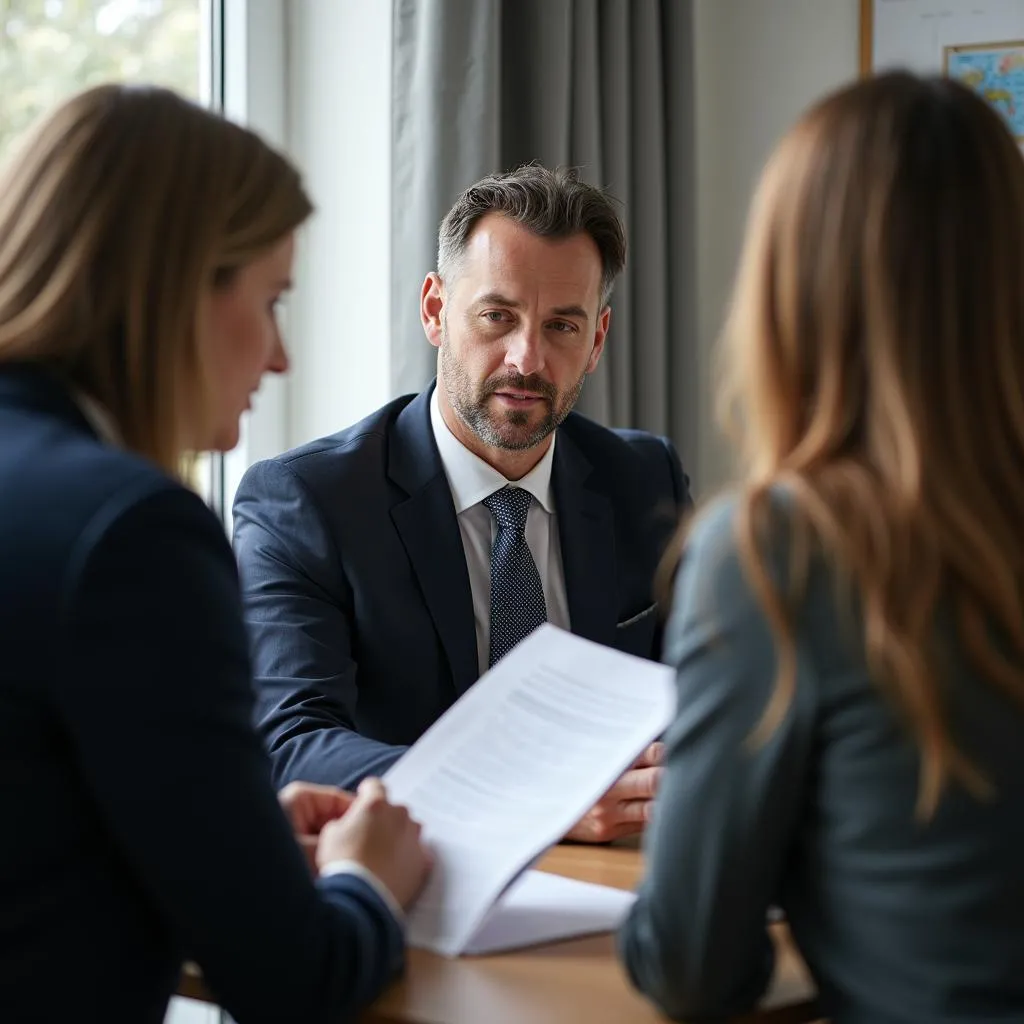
234 165 691 843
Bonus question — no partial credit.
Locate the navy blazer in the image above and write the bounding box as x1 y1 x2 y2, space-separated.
233 385 690 791
0 366 402 1024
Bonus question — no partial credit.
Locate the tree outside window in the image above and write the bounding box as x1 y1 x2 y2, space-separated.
0 0 201 162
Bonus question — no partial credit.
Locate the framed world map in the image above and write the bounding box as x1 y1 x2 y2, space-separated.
945 41 1024 140
861 1 1024 144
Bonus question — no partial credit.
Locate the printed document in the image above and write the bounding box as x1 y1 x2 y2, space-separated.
384 624 675 956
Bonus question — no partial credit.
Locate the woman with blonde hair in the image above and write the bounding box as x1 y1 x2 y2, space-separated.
618 71 1024 1023
0 84 430 1023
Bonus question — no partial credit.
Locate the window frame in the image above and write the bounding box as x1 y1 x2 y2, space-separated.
201 0 289 526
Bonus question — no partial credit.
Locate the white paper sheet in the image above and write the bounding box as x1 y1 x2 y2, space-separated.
383 624 675 956
462 870 637 956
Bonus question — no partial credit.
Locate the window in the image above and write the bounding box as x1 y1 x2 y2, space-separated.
0 0 208 158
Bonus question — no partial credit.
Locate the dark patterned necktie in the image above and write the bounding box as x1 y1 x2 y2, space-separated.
483 485 548 667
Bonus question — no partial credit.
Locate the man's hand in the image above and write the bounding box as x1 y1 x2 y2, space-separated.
565 742 664 844
278 781 356 873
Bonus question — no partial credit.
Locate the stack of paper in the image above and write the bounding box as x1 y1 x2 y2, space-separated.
384 624 675 957
461 870 638 956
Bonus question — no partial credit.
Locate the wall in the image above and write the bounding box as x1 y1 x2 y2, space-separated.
285 0 393 448
691 0 860 494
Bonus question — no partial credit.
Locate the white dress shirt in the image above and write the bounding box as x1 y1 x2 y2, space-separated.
74 390 121 446
319 859 405 923
429 388 571 675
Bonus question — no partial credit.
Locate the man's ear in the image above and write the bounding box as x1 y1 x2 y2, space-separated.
421 272 445 348
586 305 611 373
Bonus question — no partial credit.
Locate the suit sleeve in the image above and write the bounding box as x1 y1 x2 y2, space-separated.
650 436 693 661
55 483 403 1024
617 498 815 1020
232 458 406 789
658 435 693 512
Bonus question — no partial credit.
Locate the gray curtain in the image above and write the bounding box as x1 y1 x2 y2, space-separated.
391 0 697 464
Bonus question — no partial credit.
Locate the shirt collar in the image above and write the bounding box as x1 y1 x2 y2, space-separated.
429 386 556 515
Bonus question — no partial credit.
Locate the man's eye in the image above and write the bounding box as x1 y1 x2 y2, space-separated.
482 310 507 323
548 320 576 333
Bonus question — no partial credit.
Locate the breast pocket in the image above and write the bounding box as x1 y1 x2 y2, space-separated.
614 603 658 658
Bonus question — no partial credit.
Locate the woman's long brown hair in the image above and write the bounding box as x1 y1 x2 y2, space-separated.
0 84 312 474
663 72 1024 818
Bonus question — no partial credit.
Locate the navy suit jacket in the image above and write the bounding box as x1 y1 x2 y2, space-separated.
0 366 402 1024
233 385 690 791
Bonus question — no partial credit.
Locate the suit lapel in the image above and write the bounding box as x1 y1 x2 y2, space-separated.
388 388 479 697
553 430 619 647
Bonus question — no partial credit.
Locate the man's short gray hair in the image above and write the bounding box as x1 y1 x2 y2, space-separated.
436 164 626 307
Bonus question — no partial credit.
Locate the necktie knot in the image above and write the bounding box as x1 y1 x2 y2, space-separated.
483 485 533 533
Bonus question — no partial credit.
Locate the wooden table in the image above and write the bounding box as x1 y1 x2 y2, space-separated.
179 844 820 1023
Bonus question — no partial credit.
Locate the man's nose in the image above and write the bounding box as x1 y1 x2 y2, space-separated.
503 326 545 377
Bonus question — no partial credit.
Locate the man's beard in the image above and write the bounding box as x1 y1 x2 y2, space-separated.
439 330 586 452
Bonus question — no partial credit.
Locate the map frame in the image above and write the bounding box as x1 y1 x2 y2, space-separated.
944 39 1024 142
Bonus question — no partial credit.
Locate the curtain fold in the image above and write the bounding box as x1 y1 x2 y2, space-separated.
391 0 696 464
